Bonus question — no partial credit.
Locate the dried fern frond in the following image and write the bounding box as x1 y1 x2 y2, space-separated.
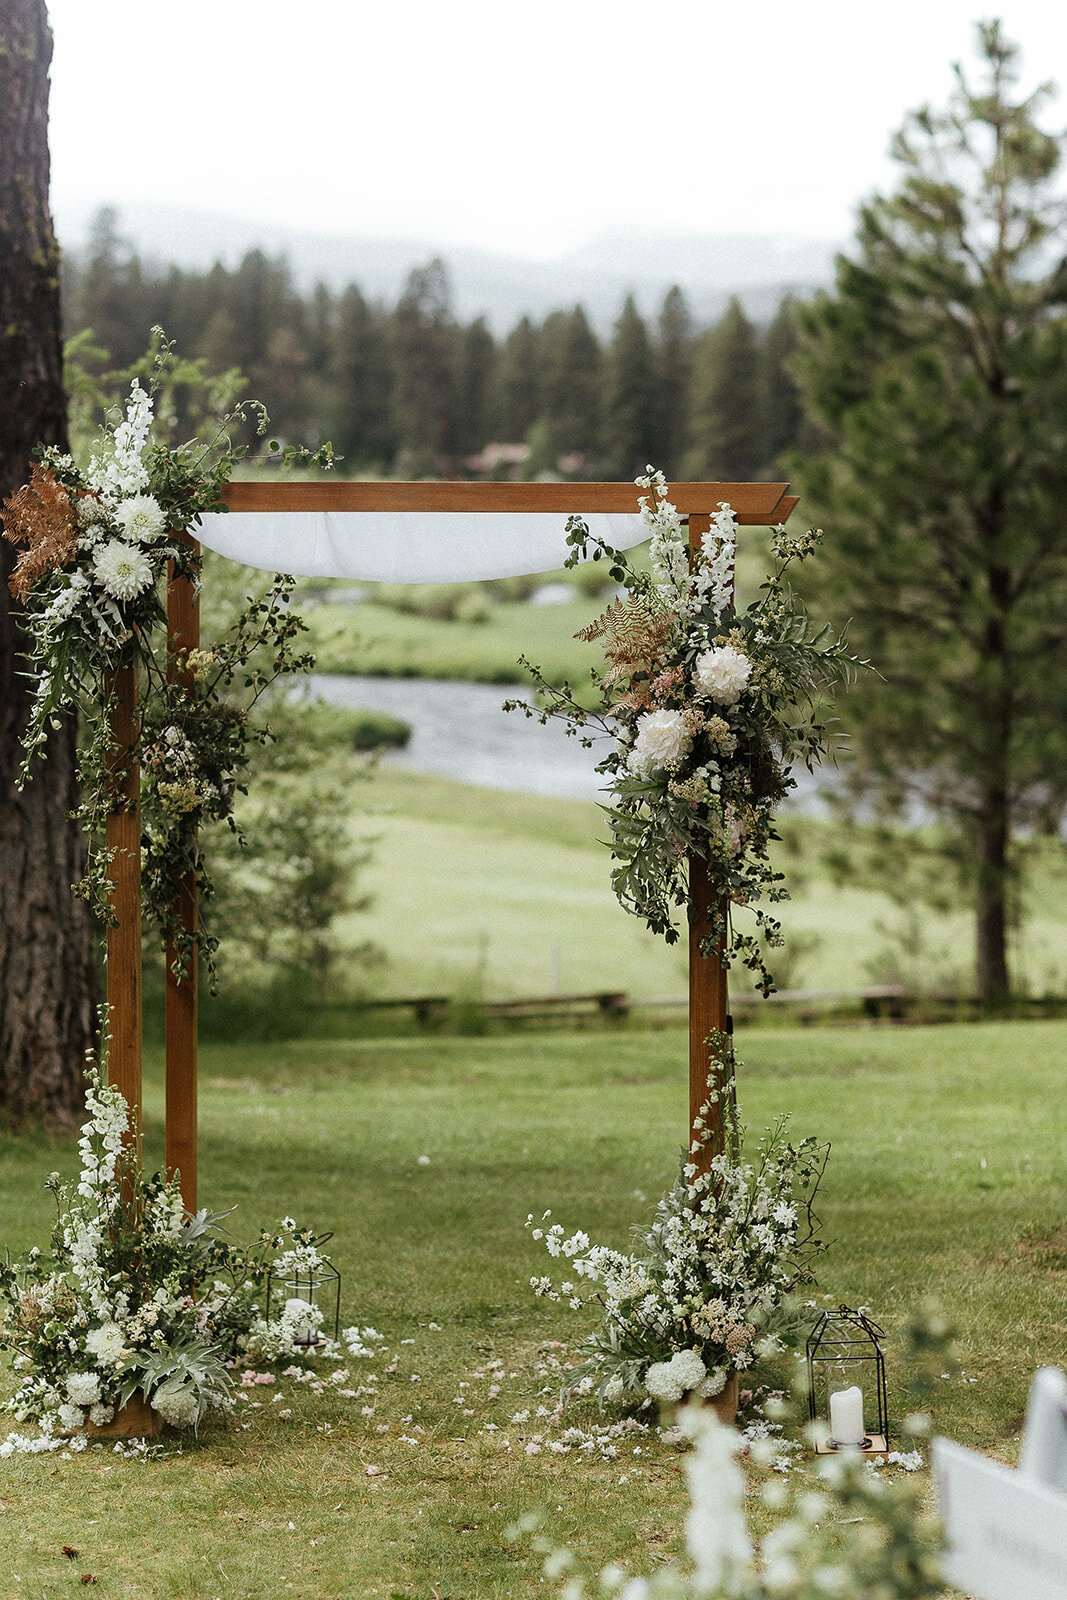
2 464 80 598
575 595 674 689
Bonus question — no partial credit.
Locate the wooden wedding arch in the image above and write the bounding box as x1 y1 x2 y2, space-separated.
106 478 798 1210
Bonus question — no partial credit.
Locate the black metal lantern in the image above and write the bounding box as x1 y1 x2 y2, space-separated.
267 1237 341 1349
806 1305 889 1458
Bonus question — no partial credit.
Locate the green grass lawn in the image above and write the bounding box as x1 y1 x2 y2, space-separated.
315 769 1067 1008
2 1021 1065 1596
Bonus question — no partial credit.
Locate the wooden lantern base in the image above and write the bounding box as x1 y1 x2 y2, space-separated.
813 1432 889 1461
85 1393 162 1439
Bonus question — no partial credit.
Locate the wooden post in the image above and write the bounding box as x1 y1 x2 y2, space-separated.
165 540 200 1212
105 663 142 1158
687 511 730 1171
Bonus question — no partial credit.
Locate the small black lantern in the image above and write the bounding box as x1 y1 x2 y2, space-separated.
806 1305 889 1458
267 1235 341 1349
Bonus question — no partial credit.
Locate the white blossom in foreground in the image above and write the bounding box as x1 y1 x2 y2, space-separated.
694 645 752 706
682 1406 753 1595
628 709 692 777
93 539 154 601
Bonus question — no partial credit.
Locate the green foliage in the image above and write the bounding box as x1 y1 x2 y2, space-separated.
203 696 377 991
791 22 1067 1003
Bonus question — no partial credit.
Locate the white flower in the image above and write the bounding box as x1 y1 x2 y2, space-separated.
88 1403 115 1427
682 1407 753 1590
114 493 168 544
628 709 691 777
669 1348 707 1394
57 1403 85 1434
602 1374 626 1405
644 1361 685 1404
152 1380 200 1431
65 1371 101 1407
696 1366 728 1398
93 539 154 602
694 644 752 705
85 1322 128 1366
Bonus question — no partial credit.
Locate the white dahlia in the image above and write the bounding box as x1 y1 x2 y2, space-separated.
114 493 168 544
93 539 154 601
628 709 691 777
694 644 752 706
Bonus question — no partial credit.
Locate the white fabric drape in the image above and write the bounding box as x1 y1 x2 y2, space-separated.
193 510 648 582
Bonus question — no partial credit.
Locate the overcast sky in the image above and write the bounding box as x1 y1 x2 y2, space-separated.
45 0 1067 260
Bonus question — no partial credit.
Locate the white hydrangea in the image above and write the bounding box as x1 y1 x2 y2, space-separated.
694 644 752 706
644 1361 685 1404
602 1374 626 1405
152 1380 200 1431
57 1403 85 1434
696 1366 728 1398
65 1371 101 1407
114 493 168 544
628 709 691 777
670 1348 708 1393
93 539 154 602
88 1403 115 1427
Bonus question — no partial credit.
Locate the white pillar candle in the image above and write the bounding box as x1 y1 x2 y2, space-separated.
829 1385 866 1446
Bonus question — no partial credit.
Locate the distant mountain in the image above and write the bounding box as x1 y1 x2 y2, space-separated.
52 198 841 333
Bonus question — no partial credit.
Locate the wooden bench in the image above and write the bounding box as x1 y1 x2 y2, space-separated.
356 995 451 1025
483 991 629 1024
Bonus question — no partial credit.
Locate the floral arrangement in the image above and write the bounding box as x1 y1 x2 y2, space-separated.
507 469 857 992
0 1072 340 1445
0 332 332 983
528 1055 827 1411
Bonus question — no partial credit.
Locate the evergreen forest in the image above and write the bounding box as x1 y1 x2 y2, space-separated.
62 207 817 482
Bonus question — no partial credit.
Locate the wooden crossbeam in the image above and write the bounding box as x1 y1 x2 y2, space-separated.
219 479 795 522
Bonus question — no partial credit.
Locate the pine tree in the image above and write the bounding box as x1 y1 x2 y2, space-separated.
601 294 659 479
454 316 497 460
683 296 762 480
494 315 541 443
537 306 602 466
0 0 97 1123
329 285 396 470
654 285 694 477
791 21 1067 1003
390 259 458 471
759 297 806 474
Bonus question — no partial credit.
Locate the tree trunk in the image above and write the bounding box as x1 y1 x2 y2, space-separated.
0 0 97 1124
975 790 1011 1008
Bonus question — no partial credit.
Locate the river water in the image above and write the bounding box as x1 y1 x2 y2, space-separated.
303 673 832 809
